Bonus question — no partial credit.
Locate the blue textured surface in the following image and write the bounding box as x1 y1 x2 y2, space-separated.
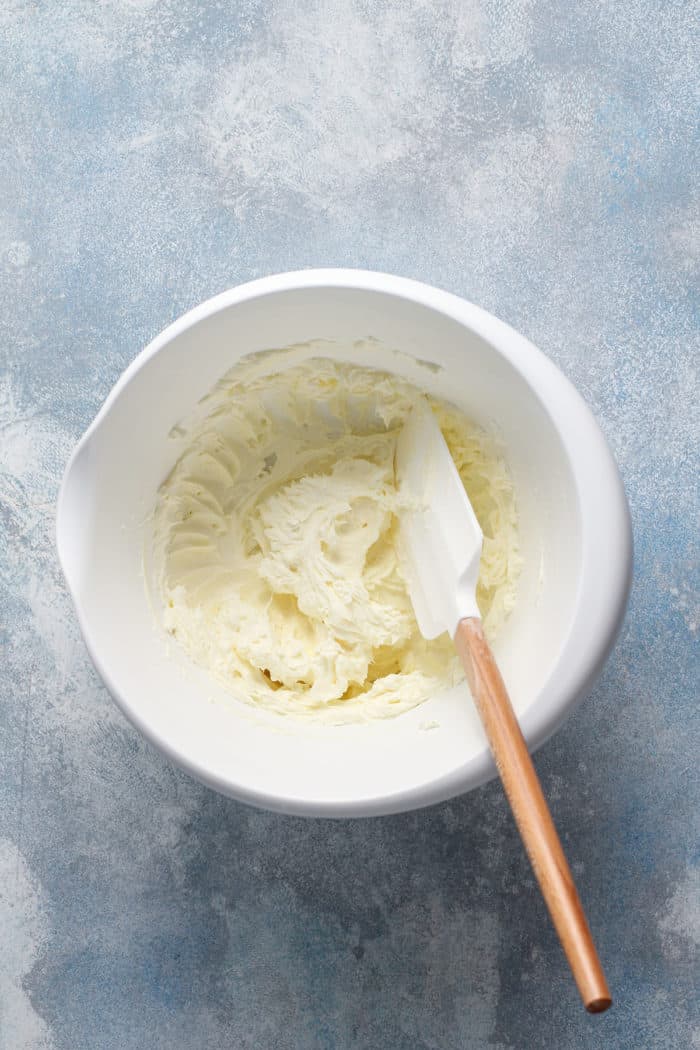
1 2 698 1047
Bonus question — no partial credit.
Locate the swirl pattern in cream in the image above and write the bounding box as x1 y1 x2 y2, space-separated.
150 356 521 721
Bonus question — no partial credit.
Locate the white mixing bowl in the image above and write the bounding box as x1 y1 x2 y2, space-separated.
57 270 632 816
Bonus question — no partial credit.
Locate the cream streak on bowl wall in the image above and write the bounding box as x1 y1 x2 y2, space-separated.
150 353 522 723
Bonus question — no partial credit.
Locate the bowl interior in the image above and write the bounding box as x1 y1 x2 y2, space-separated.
58 284 581 814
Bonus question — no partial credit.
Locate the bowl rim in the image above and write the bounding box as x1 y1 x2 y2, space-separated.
57 268 633 817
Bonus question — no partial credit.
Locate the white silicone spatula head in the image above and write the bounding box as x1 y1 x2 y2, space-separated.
394 399 483 640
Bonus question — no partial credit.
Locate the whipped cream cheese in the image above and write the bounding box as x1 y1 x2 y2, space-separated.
150 356 521 722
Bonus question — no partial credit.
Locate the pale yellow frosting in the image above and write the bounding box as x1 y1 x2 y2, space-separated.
151 356 521 722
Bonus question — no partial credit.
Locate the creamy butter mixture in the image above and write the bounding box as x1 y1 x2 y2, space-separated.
151 356 521 722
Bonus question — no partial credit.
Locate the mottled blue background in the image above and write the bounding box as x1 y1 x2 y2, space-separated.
1 2 698 1047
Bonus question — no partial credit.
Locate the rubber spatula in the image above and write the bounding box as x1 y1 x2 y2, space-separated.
395 400 612 1013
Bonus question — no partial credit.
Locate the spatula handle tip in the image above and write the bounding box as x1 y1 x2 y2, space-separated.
586 995 613 1014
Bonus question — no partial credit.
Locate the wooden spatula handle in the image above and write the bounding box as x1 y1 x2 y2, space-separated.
455 616 612 1013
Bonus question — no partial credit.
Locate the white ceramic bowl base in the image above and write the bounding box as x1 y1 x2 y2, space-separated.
57 271 632 817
